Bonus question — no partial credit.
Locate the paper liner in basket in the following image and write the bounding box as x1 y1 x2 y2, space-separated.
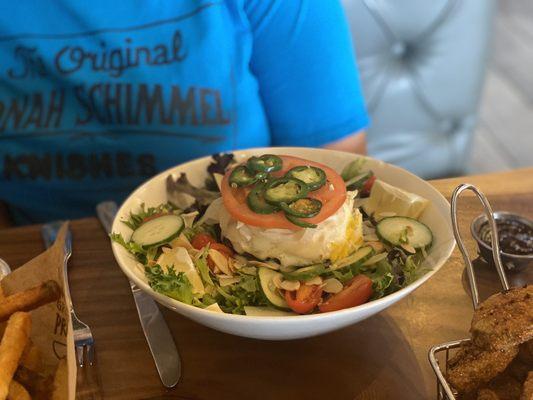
0 222 76 399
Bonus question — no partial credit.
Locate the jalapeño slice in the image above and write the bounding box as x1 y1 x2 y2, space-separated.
247 184 280 214
285 213 317 228
285 166 326 191
247 154 283 173
280 198 322 218
229 166 258 187
264 178 308 204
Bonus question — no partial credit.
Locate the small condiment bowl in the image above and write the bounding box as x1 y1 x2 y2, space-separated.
471 211 533 270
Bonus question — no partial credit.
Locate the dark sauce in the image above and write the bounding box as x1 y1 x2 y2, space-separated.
480 219 533 255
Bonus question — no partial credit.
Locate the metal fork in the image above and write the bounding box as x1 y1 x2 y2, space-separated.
42 221 95 367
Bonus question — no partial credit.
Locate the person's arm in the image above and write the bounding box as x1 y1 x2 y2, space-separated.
246 0 369 150
0 202 13 229
325 130 367 155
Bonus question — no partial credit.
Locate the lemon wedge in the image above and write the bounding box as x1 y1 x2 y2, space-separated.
364 179 429 220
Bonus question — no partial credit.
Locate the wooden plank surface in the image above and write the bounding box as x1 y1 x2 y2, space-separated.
0 170 531 400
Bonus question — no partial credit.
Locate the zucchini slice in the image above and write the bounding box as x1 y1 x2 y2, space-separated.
376 216 433 249
131 214 184 248
282 264 325 281
258 267 290 310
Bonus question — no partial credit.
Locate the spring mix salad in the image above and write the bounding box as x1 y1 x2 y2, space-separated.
112 153 433 316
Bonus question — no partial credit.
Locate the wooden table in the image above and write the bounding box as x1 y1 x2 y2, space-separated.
1 168 532 400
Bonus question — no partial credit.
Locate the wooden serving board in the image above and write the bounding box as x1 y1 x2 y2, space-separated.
0 168 531 399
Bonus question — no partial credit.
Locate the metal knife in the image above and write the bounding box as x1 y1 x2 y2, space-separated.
96 201 181 388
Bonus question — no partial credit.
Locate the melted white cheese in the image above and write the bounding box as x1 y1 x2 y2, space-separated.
208 194 360 267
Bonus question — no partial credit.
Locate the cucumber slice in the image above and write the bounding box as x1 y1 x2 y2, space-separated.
376 216 433 249
258 267 290 310
131 214 184 248
282 264 326 281
331 246 374 271
244 306 295 317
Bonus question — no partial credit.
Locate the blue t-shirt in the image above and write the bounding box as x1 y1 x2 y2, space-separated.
0 0 368 224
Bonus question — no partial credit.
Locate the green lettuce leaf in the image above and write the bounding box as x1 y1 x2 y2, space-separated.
145 265 194 305
121 202 177 230
110 232 146 262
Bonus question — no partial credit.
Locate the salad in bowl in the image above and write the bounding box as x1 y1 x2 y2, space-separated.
110 148 454 339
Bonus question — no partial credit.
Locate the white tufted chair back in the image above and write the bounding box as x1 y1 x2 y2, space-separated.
342 0 496 178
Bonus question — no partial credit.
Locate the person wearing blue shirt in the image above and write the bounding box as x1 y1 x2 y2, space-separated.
0 0 369 226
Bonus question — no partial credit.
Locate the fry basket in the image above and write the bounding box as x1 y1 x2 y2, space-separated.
428 184 511 400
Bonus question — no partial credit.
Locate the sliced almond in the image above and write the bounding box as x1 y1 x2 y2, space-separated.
322 278 343 294
209 249 232 276
401 243 417 254
231 256 247 270
364 234 380 242
362 252 388 266
240 266 257 276
366 241 385 253
181 211 199 228
280 280 300 291
272 274 284 289
305 276 323 286
248 260 280 271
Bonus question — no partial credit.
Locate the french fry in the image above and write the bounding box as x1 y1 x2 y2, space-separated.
6 381 30 400
0 312 31 400
20 340 42 373
0 281 60 322
51 359 68 400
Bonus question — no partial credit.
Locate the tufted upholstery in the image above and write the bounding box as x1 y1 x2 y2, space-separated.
342 0 496 178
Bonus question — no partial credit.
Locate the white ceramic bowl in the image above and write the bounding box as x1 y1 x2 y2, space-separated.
111 147 455 340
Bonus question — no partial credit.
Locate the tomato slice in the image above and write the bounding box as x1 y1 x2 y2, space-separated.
221 155 347 230
361 175 376 196
191 233 217 250
192 234 234 270
284 284 323 314
318 275 373 313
